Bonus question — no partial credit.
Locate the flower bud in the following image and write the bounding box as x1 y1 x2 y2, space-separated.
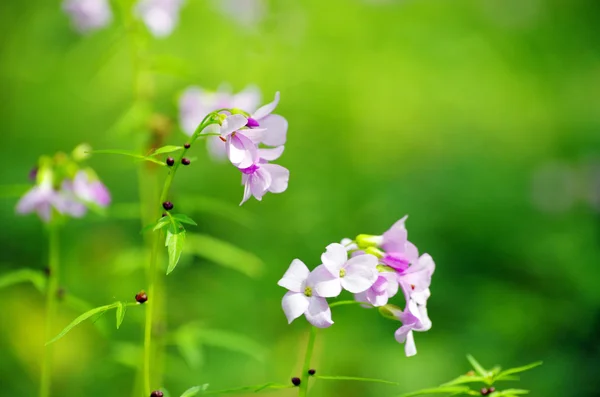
376 264 395 273
135 291 148 304
480 388 489 396
184 143 191 149
162 201 174 211
166 157 175 166
378 304 403 320
291 377 301 386
246 117 260 128
365 246 384 258
308 369 316 376
488 387 495 394
355 234 383 249
150 391 164 397
72 143 92 161
181 158 190 166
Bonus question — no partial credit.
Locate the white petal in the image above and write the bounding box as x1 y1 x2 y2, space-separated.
382 271 399 298
227 134 257 168
221 114 248 136
241 128 266 144
252 91 280 120
341 260 379 293
321 243 347 276
261 164 289 194
309 265 342 298
258 145 284 161
277 259 309 293
305 296 333 328
404 331 417 357
260 114 288 146
250 168 271 199
239 179 252 206
416 303 432 332
282 292 309 324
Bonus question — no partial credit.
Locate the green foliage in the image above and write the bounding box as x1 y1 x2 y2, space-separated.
171 214 198 226
199 383 293 395
466 355 488 378
397 386 475 397
315 375 399 386
115 301 126 329
92 149 166 166
180 384 209 397
166 230 186 275
185 233 264 278
0 268 46 293
149 145 184 156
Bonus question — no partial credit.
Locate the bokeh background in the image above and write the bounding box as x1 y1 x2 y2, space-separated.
2 0 600 396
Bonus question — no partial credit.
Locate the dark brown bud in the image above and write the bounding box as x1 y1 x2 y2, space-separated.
135 291 148 304
162 201 173 211
488 387 495 394
291 377 301 386
308 369 316 376
150 391 164 397
184 143 191 149
480 388 490 396
162 212 167 217
166 157 175 166
181 158 190 166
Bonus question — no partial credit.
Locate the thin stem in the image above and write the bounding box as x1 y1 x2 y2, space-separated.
298 327 317 397
329 300 372 308
39 225 60 397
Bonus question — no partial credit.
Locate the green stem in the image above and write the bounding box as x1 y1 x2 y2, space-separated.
329 300 371 308
39 225 60 397
298 327 317 397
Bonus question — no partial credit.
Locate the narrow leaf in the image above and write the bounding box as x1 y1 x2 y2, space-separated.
0 268 46 293
166 230 186 275
201 383 292 395
315 375 399 386
92 149 166 166
180 385 209 397
467 355 488 377
115 301 126 329
172 214 198 226
153 218 171 232
442 375 487 387
495 362 542 380
185 233 264 278
397 386 473 397
494 390 530 396
199 328 267 362
46 302 118 345
150 145 183 156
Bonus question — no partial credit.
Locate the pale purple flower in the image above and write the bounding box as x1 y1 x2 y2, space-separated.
393 299 432 357
355 271 399 307
397 253 435 302
312 243 378 297
380 216 419 271
135 0 184 38
341 238 358 251
62 0 112 33
72 170 111 207
248 92 288 147
239 146 289 205
278 259 334 328
204 114 260 169
179 85 261 160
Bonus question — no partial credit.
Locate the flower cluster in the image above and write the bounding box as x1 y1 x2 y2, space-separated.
278 216 435 357
185 91 289 205
62 0 184 37
16 145 111 223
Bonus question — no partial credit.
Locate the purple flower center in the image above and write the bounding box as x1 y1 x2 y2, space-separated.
240 164 259 175
246 117 260 128
382 252 410 272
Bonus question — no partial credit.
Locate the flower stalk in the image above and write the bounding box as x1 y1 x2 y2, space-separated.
298 327 317 397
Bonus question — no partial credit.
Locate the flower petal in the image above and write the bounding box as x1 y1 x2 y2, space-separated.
258 146 285 162
239 179 252 206
260 114 288 146
261 164 289 194
221 114 248 136
282 291 309 324
227 134 257 168
252 91 280 120
340 254 378 293
231 85 261 113
404 331 417 357
305 296 333 328
321 243 347 276
278 259 309 293
241 128 267 144
309 265 342 298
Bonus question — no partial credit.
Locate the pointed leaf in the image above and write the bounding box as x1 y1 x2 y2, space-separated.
185 233 264 278
467 355 488 377
46 302 119 345
493 390 530 396
171 214 198 226
180 384 209 397
495 362 542 380
92 149 166 166
149 145 184 156
0 268 46 293
166 230 186 275
315 375 399 385
200 383 292 395
397 386 473 397
154 217 171 232
442 375 487 387
115 301 126 329
199 328 267 362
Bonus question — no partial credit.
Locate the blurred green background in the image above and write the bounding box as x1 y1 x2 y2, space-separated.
2 0 600 396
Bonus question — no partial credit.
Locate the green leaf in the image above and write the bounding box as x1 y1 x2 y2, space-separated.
494 362 542 381
0 268 46 293
180 385 209 397
153 217 171 232
92 149 166 166
166 230 186 275
467 355 488 377
315 375 399 386
179 195 256 228
493 390 530 396
46 302 119 345
115 301 126 329
185 233 264 278
397 386 474 397
199 328 267 362
442 375 487 387
172 214 198 226
200 383 292 395
149 145 183 156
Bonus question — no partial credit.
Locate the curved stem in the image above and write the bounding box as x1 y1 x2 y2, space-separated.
329 300 372 308
298 327 317 397
39 225 60 397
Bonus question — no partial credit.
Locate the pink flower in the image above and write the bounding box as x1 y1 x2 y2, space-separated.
312 243 378 297
393 300 432 357
247 92 288 147
397 253 435 303
72 170 111 207
135 0 184 38
239 146 289 205
354 271 399 307
62 0 112 33
278 259 334 328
